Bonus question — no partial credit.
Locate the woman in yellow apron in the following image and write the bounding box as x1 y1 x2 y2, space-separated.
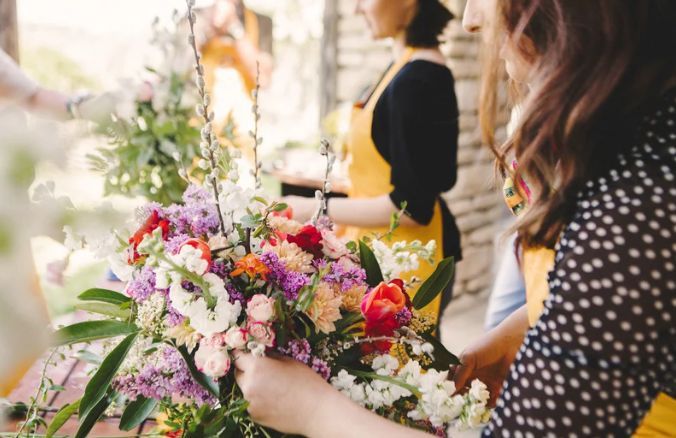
284 0 462 321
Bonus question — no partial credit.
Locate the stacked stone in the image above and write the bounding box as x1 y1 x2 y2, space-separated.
328 0 509 297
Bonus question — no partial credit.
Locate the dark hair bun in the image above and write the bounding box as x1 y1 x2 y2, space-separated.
406 0 455 48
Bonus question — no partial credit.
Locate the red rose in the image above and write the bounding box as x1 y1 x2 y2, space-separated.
180 238 212 270
286 225 323 259
128 210 170 263
359 280 410 353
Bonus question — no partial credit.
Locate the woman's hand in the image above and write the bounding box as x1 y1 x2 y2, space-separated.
281 195 317 223
452 305 529 406
233 352 333 435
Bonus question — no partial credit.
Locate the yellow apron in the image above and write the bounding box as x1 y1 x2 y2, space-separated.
344 48 445 318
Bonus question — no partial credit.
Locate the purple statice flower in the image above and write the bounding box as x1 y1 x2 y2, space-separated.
394 307 413 326
310 357 331 381
260 252 309 301
125 266 156 302
162 348 215 405
225 282 245 307
165 233 190 254
278 339 312 364
209 259 230 278
323 261 367 292
182 184 212 204
140 202 166 220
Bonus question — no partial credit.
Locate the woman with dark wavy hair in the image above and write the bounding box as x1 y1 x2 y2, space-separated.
229 1 675 436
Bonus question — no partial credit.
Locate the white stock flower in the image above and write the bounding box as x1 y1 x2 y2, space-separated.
63 225 84 251
108 252 134 282
469 379 490 404
137 292 166 336
372 354 399 376
176 244 209 275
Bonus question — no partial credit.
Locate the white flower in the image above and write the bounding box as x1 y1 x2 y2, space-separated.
63 225 84 251
188 295 241 337
169 282 194 315
372 354 399 376
321 228 348 259
137 292 165 335
165 323 201 352
176 244 209 275
469 379 490 404
108 252 134 282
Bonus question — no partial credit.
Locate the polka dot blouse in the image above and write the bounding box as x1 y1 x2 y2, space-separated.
484 91 676 437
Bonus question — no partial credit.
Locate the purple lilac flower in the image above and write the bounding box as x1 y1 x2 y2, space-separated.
165 233 190 254
162 291 185 326
323 261 367 292
260 252 309 301
225 282 245 307
165 185 220 237
209 259 230 278
141 202 166 220
125 266 156 302
113 347 214 405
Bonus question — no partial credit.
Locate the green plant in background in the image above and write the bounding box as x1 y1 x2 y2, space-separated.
20 46 101 93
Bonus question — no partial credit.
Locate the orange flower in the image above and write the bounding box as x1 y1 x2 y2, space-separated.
231 254 270 281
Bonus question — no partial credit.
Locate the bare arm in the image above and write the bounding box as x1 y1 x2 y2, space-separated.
283 194 420 228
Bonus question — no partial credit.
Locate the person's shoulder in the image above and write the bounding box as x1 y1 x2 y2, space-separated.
385 60 455 108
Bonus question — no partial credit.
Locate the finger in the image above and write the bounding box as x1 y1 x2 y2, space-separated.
452 354 475 390
232 351 254 371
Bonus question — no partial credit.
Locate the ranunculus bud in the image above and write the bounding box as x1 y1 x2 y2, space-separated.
246 321 276 348
224 326 248 350
195 343 231 378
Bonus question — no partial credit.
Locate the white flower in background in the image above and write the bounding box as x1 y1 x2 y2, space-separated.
63 225 85 251
109 252 134 282
137 292 166 336
218 180 256 225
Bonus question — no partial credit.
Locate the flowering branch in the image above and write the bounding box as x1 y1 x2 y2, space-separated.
185 0 230 237
249 63 262 190
312 139 335 225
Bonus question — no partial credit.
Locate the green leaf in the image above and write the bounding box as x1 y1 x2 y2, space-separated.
78 288 131 305
358 240 384 287
334 311 364 333
46 399 80 438
54 320 138 346
411 257 455 310
345 241 357 253
75 302 131 319
75 392 114 438
119 396 158 431
421 333 461 367
80 333 138 419
176 345 219 397
270 202 288 212
73 350 103 365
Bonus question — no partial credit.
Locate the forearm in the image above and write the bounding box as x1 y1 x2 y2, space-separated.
25 88 70 119
327 195 419 228
483 304 529 365
305 387 430 438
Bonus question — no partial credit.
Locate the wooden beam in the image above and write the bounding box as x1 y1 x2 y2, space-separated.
319 0 338 122
0 0 19 62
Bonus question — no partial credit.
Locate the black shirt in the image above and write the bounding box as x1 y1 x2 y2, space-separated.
371 60 462 260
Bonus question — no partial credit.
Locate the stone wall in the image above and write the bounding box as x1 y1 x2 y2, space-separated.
323 0 507 298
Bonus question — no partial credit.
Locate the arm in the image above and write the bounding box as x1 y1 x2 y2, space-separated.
282 194 420 227
453 304 528 405
234 352 431 438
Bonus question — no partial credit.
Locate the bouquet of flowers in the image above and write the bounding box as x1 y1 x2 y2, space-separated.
46 2 491 437
88 10 239 205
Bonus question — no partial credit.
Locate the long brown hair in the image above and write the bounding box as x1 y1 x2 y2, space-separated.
481 0 676 249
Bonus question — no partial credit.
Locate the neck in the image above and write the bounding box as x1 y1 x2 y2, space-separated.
392 32 408 59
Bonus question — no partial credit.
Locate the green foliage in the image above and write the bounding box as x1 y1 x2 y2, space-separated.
359 240 384 287
80 333 138 419
54 320 138 346
119 396 158 431
411 257 455 310
46 399 80 438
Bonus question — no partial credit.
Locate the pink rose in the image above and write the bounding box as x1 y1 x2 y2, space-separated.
224 326 248 350
246 321 276 347
195 343 231 378
246 294 275 322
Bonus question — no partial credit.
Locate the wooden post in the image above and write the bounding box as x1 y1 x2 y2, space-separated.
320 0 338 121
0 0 19 62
